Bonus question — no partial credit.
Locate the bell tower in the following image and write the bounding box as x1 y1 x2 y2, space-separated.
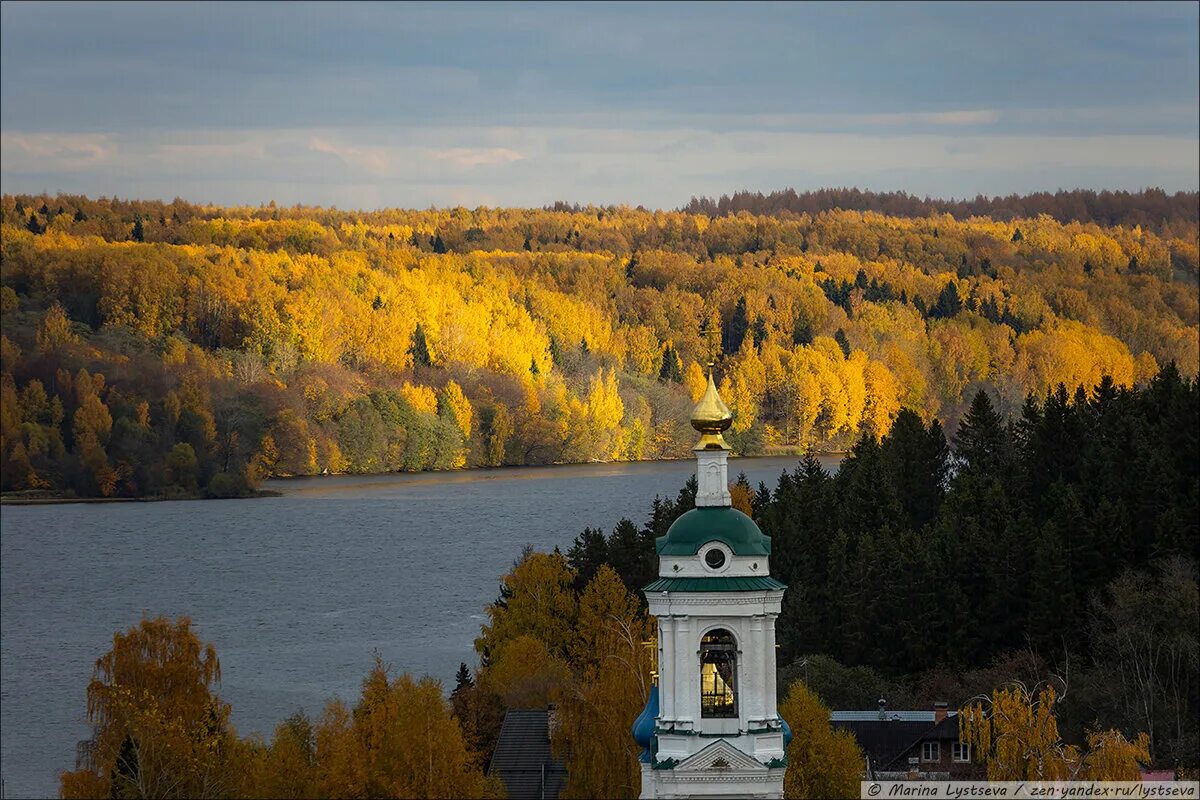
632 371 789 799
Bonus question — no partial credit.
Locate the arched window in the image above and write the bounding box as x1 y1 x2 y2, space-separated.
700 629 737 718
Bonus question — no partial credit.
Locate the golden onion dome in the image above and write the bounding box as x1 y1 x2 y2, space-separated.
691 370 733 450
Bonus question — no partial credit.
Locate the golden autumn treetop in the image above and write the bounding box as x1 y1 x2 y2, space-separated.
691 369 732 451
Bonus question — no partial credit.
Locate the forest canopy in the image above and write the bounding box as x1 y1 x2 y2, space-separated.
1 191 1196 498
682 187 1200 234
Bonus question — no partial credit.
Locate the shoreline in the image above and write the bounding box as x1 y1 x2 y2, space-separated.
1 452 847 506
0 489 284 506
264 451 846 482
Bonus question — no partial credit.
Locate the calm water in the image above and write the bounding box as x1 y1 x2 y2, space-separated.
0 455 833 798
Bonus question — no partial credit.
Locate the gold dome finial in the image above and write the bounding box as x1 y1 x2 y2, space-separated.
691 367 732 450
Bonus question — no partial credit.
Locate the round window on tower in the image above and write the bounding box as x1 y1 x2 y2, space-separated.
704 548 726 569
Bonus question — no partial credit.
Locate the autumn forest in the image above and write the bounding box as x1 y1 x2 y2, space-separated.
1 189 1197 499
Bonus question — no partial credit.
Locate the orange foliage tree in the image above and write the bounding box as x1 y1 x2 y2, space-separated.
59 617 235 799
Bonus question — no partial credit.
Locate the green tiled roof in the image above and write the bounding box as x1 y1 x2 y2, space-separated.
656 507 771 557
643 576 787 593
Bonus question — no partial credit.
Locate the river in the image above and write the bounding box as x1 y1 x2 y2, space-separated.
0 455 835 798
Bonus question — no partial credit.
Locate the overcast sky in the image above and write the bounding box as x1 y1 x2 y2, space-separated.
1 1 1197 209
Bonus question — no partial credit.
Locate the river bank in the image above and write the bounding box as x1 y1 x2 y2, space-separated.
2 452 842 506
0 488 282 505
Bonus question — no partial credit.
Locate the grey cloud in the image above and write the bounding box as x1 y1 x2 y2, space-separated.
1 2 1196 206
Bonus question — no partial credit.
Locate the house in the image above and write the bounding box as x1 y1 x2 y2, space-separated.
831 700 981 780
487 708 568 800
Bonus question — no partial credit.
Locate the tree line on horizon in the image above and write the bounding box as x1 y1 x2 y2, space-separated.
681 187 1200 235
1 191 1196 500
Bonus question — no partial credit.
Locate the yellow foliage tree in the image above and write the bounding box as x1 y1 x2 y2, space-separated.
861 359 901 440
475 550 578 662
730 479 754 516
305 658 502 799
440 380 473 439
35 303 78 352
556 565 654 799
481 634 570 709
779 680 863 799
578 368 625 460
684 360 707 402
960 682 1150 781
236 712 317 799
399 381 438 416
59 617 236 800
627 325 661 376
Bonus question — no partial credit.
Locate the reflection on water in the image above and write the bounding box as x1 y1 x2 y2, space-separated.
0 455 834 798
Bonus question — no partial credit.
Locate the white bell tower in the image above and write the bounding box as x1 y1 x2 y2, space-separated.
632 371 788 799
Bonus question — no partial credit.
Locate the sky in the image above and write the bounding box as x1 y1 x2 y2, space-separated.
1 1 1197 210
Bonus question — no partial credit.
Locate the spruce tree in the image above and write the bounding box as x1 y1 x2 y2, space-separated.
410 323 432 367
454 662 474 692
793 318 814 346
879 411 947 532
929 281 962 319
723 296 750 355
833 328 851 357
954 389 1008 478
567 527 610 592
658 344 683 383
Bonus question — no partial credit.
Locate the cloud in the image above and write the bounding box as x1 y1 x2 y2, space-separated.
432 148 526 169
874 110 1002 126
308 137 391 175
1 132 114 168
1 124 1195 209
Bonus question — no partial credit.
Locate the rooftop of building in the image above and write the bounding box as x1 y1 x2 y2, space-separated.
488 708 568 800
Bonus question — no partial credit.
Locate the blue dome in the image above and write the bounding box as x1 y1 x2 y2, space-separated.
631 684 658 762
781 716 793 748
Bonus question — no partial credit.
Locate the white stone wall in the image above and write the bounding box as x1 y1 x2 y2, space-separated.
646 589 786 769
659 551 771 579
694 450 731 507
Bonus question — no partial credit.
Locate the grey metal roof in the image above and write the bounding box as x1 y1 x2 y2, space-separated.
488 709 568 800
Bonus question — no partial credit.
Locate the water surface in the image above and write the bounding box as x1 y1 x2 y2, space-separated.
0 455 833 798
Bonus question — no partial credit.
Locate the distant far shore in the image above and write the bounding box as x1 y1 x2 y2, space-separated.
0 489 283 506
1 453 845 505
262 450 846 482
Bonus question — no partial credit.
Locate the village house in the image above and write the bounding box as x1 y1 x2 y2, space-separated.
831 700 982 780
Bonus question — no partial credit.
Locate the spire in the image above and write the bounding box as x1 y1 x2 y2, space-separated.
690 368 732 452
691 367 733 507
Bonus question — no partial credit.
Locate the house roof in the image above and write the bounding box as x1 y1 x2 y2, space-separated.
831 711 962 771
488 709 568 800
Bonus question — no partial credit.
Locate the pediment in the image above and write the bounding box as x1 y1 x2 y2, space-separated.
675 739 766 773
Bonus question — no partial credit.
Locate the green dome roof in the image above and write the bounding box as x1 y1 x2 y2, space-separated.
656 507 771 557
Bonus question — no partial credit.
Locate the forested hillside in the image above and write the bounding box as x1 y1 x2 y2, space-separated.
683 187 1200 233
1 192 1196 498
